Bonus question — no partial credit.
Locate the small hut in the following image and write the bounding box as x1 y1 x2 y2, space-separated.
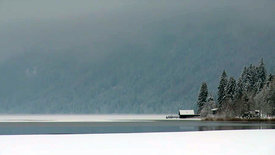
178 110 199 118
211 108 218 115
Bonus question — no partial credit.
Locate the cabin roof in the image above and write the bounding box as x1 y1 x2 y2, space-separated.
179 110 195 115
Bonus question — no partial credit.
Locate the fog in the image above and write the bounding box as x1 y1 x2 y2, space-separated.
0 0 274 113
0 0 274 59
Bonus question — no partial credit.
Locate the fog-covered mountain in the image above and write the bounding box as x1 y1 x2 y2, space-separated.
0 0 274 113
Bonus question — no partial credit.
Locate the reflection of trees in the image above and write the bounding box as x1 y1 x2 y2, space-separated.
197 123 275 131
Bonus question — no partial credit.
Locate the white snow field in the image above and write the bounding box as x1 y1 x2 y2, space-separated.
0 114 170 122
0 114 200 122
0 130 274 155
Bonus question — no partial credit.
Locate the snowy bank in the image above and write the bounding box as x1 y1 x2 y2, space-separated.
0 114 200 122
0 130 274 155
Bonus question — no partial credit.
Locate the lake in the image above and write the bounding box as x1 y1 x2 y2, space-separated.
0 115 274 135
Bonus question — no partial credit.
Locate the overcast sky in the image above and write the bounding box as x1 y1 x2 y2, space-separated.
0 0 274 61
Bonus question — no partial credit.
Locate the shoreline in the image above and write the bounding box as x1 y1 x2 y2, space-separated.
0 114 201 122
1 114 275 122
203 117 275 121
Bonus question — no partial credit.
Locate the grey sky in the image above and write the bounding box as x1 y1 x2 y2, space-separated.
0 0 274 113
0 0 274 61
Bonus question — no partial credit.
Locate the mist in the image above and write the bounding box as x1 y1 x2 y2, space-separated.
0 0 274 113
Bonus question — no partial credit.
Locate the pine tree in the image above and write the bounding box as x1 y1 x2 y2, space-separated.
256 58 267 91
246 64 257 92
207 94 214 102
234 78 243 99
226 77 236 99
200 94 216 117
234 67 247 99
241 67 248 80
197 82 208 114
266 74 273 87
218 70 228 108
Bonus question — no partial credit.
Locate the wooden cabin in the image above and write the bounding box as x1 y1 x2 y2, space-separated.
178 110 199 118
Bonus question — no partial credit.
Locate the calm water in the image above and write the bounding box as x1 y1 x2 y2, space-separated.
0 118 275 135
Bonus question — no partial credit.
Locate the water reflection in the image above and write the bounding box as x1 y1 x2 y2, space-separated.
0 121 274 135
197 125 271 131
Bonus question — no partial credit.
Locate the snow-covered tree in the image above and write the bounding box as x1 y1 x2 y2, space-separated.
242 67 249 91
256 58 267 92
226 77 236 99
218 70 228 108
266 74 273 87
197 82 208 114
197 59 273 118
246 64 258 92
200 94 216 117
207 94 214 103
234 78 243 99
234 67 249 99
254 74 274 116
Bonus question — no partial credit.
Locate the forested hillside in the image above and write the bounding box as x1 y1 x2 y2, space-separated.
0 0 274 113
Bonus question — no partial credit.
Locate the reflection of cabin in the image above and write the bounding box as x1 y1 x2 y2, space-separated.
178 110 199 118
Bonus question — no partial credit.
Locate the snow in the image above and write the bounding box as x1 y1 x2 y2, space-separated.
0 130 274 155
0 114 200 122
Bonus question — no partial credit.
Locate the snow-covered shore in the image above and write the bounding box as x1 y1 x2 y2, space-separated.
0 130 274 155
0 114 200 122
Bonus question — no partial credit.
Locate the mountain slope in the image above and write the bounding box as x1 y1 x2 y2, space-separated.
0 0 274 113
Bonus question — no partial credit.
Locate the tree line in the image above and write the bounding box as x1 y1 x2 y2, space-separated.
197 59 275 118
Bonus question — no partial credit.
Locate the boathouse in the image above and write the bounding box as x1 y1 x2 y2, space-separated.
178 110 199 118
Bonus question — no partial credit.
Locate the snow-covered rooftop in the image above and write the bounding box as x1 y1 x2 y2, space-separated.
179 110 195 115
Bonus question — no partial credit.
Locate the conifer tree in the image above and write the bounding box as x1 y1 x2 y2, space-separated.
234 67 247 99
256 58 267 91
226 77 236 99
241 67 248 80
234 78 243 99
200 94 215 117
207 94 214 102
246 64 257 92
218 70 228 108
266 74 273 87
197 82 208 114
